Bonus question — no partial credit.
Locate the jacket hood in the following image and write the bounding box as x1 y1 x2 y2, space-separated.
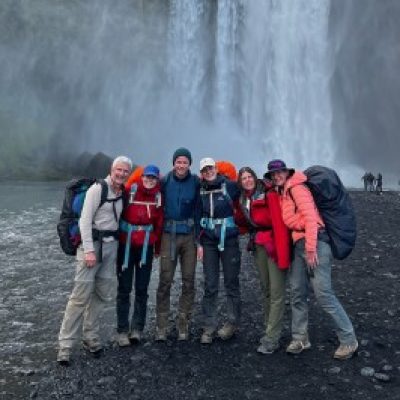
283 171 307 194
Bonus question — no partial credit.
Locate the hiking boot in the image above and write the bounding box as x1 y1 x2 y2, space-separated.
117 332 130 347
57 348 71 366
217 323 237 341
155 327 167 342
257 337 280 355
176 315 189 341
82 337 103 354
200 328 215 345
286 338 311 354
333 341 358 360
129 329 142 344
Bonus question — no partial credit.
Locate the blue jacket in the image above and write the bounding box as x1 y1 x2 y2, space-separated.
161 171 200 235
199 175 240 243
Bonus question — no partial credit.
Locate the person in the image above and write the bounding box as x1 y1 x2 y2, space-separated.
236 167 291 354
155 148 200 341
197 157 241 344
368 172 375 192
116 165 164 346
266 159 358 360
361 172 369 191
375 172 383 194
57 156 132 365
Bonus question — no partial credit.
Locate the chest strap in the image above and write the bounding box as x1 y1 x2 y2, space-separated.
120 220 153 270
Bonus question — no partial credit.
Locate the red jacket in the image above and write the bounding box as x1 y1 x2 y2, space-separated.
235 181 291 269
119 180 164 254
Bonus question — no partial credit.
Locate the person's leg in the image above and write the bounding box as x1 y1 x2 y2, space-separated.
83 241 117 346
311 241 356 346
131 246 153 332
156 233 178 332
220 237 241 328
116 243 134 334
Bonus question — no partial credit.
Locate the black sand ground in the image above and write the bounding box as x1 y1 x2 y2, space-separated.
2 191 400 399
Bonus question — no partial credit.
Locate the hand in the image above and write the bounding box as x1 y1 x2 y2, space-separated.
305 250 319 268
197 246 203 261
84 251 97 268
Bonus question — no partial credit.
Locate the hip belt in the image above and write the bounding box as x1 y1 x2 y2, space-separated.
164 218 194 261
200 216 236 252
92 229 118 262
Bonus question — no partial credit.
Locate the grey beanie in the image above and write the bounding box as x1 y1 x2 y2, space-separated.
172 147 192 165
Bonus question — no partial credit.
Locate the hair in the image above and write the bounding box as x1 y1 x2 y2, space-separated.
237 166 258 189
112 155 133 170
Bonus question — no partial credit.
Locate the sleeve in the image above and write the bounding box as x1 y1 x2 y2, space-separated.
79 183 102 254
233 198 249 234
193 177 202 246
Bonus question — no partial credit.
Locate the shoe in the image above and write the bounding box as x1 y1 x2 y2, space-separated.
155 327 167 342
117 332 131 347
200 329 215 344
57 348 71 366
333 341 358 360
82 337 103 354
176 315 189 341
129 329 142 344
286 338 311 354
257 337 280 354
217 323 237 341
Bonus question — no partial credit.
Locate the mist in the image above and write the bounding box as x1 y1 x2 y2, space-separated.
0 0 399 185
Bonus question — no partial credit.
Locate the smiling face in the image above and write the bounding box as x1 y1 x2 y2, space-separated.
174 156 190 178
110 162 131 188
271 169 290 188
201 165 217 182
142 175 158 189
240 171 256 192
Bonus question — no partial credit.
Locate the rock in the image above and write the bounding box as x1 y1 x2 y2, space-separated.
360 367 375 377
382 365 393 372
374 373 390 382
358 350 371 358
83 152 113 178
328 366 341 374
360 339 369 346
97 376 116 385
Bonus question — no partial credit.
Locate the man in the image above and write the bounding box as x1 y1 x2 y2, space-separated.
57 156 132 365
155 147 200 341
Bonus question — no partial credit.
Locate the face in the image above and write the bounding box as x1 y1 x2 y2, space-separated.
142 175 158 189
240 171 256 192
174 156 190 178
110 162 131 186
271 169 289 187
201 165 217 182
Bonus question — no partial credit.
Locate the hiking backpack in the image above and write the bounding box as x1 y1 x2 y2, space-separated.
57 178 112 256
300 166 356 260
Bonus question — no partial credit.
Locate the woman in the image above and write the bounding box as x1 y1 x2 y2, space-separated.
236 167 291 354
266 159 358 360
116 164 163 346
197 157 241 344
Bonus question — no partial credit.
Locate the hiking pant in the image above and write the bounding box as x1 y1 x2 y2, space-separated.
116 243 153 333
58 240 117 349
290 239 356 345
201 236 241 331
254 244 287 343
156 232 197 329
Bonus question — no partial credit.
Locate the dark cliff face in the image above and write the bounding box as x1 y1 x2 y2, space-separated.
329 0 400 172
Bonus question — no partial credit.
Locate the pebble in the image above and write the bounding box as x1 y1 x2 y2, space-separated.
374 373 390 382
328 367 341 374
97 376 116 385
360 367 375 377
360 339 369 346
382 365 393 371
358 350 371 358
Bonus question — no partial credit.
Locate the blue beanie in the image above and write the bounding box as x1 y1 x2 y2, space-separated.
173 147 192 165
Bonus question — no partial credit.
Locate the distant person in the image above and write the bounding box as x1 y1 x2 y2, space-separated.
361 172 369 191
266 159 358 360
116 165 163 347
236 167 291 354
57 156 132 365
368 172 375 192
197 157 241 344
155 148 200 341
375 173 383 194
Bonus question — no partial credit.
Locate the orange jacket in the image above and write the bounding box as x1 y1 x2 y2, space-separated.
281 171 324 253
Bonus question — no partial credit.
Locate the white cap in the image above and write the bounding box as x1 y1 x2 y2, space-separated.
200 157 216 171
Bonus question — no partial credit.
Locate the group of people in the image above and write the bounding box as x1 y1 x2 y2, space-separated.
361 171 383 193
57 148 358 366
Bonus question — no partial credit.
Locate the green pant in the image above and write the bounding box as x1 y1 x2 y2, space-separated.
254 244 287 343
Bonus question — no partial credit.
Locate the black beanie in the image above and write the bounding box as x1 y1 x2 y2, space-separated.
172 147 192 165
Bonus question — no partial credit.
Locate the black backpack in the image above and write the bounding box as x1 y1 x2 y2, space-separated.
57 178 110 256
294 166 356 260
